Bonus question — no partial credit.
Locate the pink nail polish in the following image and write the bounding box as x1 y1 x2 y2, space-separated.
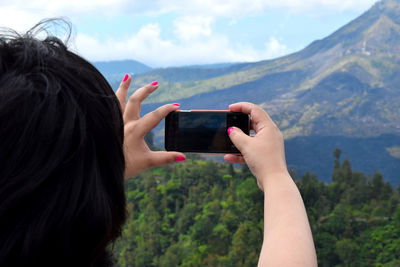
176 156 186 161
150 81 158 86
123 74 129 82
227 127 234 135
173 103 180 107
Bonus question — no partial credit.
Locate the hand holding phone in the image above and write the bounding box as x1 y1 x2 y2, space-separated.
116 76 185 179
224 102 288 186
165 110 250 153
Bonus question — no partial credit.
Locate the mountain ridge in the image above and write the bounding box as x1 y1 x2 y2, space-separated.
135 0 400 139
98 0 400 183
93 59 152 76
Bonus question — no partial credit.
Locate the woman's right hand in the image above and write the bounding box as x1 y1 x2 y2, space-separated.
224 102 288 191
115 74 185 179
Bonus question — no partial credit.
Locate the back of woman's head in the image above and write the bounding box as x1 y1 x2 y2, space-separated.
0 20 126 266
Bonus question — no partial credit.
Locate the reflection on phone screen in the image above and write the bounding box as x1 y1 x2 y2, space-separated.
177 113 228 151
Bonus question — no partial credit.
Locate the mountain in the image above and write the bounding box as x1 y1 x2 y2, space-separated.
131 0 400 138
99 0 400 184
93 59 151 75
93 60 152 88
183 62 240 69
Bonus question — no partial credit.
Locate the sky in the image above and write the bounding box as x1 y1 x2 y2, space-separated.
0 0 379 67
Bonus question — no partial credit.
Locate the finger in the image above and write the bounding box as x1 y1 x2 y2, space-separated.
124 81 159 122
229 102 274 133
224 154 246 164
138 103 180 136
115 74 131 113
227 126 251 153
149 151 186 167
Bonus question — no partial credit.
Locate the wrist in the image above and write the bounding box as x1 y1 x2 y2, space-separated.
257 170 292 189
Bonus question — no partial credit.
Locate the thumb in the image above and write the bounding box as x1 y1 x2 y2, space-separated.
150 151 186 167
227 127 250 153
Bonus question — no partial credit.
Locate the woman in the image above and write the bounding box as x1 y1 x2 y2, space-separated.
0 21 317 266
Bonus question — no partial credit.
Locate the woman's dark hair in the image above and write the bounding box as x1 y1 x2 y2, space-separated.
0 19 126 266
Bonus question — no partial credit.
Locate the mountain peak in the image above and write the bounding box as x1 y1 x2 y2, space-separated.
299 0 400 60
369 0 400 23
375 0 400 9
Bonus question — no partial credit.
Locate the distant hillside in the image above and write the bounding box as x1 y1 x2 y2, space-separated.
97 0 400 184
93 60 152 88
126 0 400 139
285 134 400 186
184 62 241 69
93 59 151 75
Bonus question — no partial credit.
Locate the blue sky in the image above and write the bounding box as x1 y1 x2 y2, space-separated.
0 0 379 67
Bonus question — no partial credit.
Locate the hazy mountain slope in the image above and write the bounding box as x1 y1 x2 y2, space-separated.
131 61 283 103
99 0 400 183
93 60 152 89
285 134 400 185
135 0 400 139
93 59 151 75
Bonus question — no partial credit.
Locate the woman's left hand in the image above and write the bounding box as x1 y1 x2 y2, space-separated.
115 74 186 179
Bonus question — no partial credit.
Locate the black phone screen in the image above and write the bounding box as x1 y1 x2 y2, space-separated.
165 111 250 153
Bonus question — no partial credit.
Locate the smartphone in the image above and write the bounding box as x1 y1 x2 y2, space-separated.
165 110 250 153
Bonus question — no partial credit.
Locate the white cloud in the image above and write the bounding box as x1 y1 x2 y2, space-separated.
0 0 380 31
130 0 379 17
0 0 378 67
73 22 289 67
0 6 44 32
120 0 378 17
0 0 126 16
264 37 288 58
0 0 128 33
173 16 214 42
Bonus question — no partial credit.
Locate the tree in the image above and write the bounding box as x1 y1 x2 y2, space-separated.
371 172 385 200
333 147 342 161
315 232 339 267
114 150 400 267
341 158 352 183
299 172 320 207
228 223 261 267
336 238 360 266
228 163 235 176
240 164 252 179
332 148 343 183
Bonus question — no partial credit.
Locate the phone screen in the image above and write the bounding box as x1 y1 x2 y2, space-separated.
165 111 250 153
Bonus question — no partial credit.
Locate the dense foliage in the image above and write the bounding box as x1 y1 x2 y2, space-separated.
114 149 400 266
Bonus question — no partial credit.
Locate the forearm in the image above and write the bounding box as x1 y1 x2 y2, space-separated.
258 172 317 267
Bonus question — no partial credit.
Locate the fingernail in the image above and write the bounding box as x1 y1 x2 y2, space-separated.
173 103 180 107
176 156 186 161
123 74 129 82
227 127 234 135
150 81 158 86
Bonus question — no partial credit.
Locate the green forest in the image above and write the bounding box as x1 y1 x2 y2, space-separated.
113 148 400 266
